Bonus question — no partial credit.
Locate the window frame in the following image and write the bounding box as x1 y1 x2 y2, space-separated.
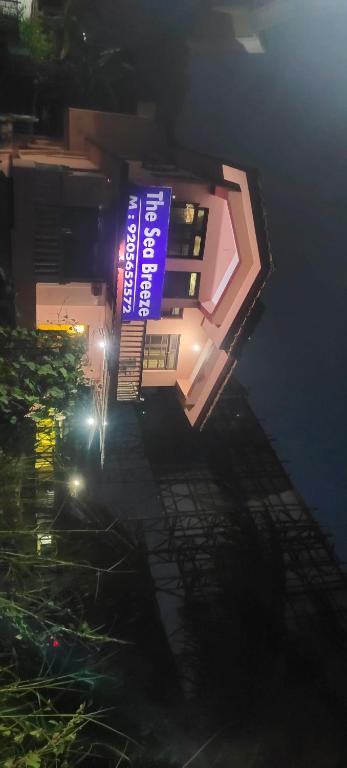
167 203 209 260
143 334 180 371
163 271 201 300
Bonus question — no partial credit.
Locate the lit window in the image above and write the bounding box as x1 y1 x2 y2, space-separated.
183 204 195 224
164 271 200 299
193 236 201 257
168 204 208 258
143 335 180 370
170 204 195 225
189 273 198 297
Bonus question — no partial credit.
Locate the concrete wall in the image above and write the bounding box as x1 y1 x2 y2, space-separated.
67 108 167 160
184 350 230 426
11 164 36 326
17 151 98 171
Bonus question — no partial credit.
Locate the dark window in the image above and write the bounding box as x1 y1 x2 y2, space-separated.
168 203 208 258
143 334 180 370
164 271 200 299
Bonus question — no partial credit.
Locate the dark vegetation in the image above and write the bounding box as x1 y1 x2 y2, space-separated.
1 0 198 136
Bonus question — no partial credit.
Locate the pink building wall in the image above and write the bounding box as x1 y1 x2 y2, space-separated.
36 283 108 384
132 162 263 428
142 308 208 387
127 167 239 308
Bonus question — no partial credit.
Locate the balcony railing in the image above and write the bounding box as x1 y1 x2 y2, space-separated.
116 321 146 401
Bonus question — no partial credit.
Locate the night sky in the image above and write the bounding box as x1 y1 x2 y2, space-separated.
178 10 347 561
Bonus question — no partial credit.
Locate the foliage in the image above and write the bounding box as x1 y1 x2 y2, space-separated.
0 453 137 766
0 678 93 768
0 418 167 767
0 327 87 425
0 663 133 767
19 12 54 63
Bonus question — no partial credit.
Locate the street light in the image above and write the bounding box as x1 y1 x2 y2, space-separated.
68 475 84 496
85 416 96 427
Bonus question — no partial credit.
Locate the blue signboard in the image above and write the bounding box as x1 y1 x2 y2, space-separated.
122 185 172 320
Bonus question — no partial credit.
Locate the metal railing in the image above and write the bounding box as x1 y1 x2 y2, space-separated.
116 321 146 401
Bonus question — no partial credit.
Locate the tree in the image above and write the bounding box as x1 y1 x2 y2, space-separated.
19 11 54 63
0 327 87 425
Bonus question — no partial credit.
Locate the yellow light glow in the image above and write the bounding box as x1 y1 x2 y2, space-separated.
183 203 195 224
37 323 87 335
35 417 55 471
37 533 53 554
38 323 76 334
189 273 198 297
193 235 201 256
69 475 84 496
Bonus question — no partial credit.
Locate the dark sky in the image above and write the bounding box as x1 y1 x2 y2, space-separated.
178 10 347 561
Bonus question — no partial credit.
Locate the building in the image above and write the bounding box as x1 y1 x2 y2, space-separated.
3 106 271 429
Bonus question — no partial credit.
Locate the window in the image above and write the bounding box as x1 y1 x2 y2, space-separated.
163 271 200 299
161 307 183 318
143 335 180 370
168 203 208 258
